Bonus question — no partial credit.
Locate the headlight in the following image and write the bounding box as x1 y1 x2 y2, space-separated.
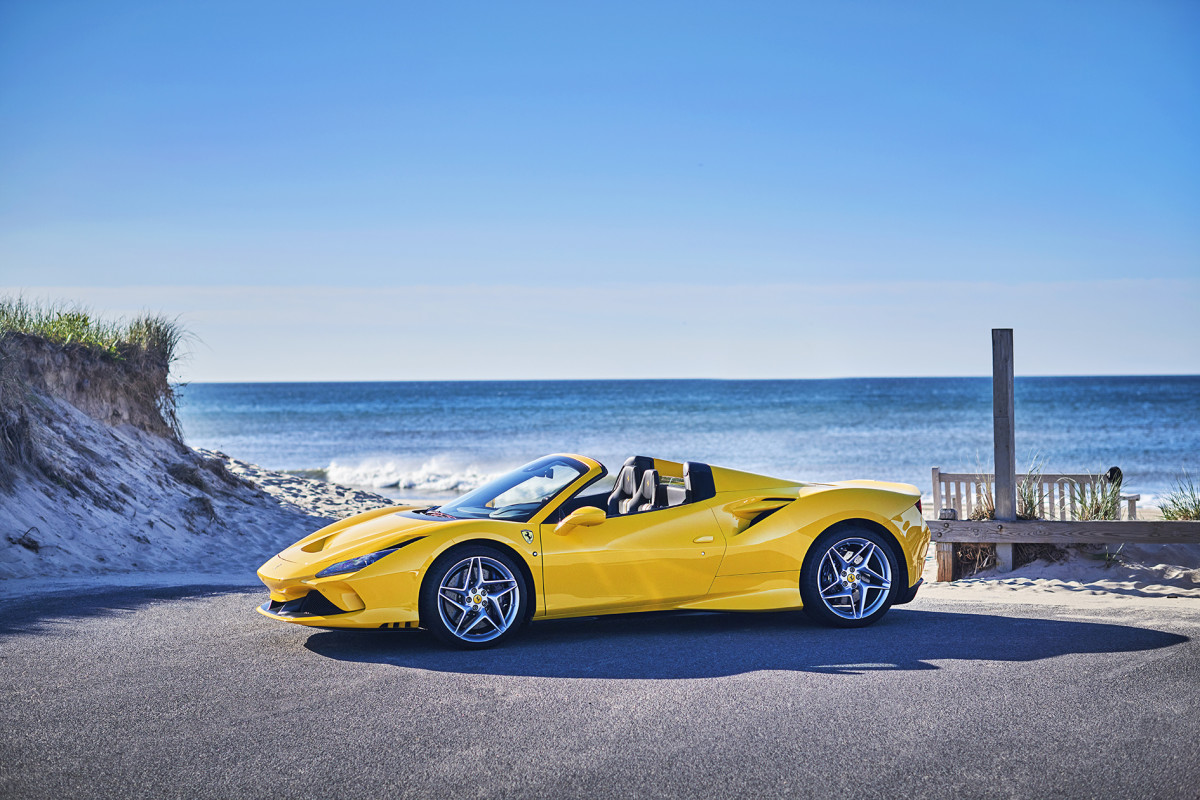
316 547 399 578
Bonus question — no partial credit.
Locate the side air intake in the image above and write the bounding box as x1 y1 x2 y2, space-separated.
726 497 794 533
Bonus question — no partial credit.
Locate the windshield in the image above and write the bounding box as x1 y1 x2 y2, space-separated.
434 456 588 521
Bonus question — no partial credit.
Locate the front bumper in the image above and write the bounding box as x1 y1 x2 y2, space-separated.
256 555 423 629
255 596 421 629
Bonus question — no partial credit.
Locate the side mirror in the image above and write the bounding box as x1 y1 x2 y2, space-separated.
554 506 606 535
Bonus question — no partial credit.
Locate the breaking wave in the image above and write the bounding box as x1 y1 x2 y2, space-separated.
326 456 502 497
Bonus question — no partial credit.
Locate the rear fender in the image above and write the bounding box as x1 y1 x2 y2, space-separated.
712 484 926 583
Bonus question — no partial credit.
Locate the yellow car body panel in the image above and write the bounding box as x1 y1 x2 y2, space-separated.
539 501 726 617
256 453 930 632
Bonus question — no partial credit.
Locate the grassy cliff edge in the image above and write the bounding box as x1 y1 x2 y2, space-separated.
0 298 381 581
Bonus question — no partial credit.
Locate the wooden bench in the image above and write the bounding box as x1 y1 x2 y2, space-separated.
931 467 1141 521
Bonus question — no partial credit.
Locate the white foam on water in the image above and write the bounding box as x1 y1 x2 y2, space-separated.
326 455 503 496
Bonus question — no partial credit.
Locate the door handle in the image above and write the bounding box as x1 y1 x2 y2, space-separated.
692 535 714 543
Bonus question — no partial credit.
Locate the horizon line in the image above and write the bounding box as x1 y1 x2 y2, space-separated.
173 373 1200 385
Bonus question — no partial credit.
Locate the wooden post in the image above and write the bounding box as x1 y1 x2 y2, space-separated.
931 467 941 516
935 542 956 582
992 328 1016 572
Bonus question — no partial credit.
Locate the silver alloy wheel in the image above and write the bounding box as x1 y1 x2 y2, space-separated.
436 555 521 644
815 537 893 620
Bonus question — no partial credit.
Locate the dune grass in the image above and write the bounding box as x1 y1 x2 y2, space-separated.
1072 469 1123 521
0 297 186 367
960 455 1066 573
1016 456 1047 520
0 297 190 451
1160 472 1200 521
967 455 1048 521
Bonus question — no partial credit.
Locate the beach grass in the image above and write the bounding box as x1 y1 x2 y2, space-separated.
1072 469 1123 521
0 297 190 458
1160 472 1200 521
1016 455 1047 520
967 455 1048 521
0 297 186 367
961 455 1064 572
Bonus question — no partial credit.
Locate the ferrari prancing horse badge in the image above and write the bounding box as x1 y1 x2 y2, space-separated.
521 529 534 544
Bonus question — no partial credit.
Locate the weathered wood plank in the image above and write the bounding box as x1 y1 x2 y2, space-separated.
995 543 1015 571
992 328 1016 524
992 329 1016 573
927 520 1200 544
936 542 956 582
935 472 1099 483
931 467 942 514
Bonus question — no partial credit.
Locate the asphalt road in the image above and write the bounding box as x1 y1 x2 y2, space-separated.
1 584 1198 799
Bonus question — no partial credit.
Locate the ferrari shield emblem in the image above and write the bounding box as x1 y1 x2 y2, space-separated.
521 529 534 544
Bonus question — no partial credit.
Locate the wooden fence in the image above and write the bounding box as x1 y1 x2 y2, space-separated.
931 329 1195 581
932 468 1141 521
928 519 1200 581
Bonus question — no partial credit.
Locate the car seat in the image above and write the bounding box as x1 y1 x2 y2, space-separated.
634 469 669 512
607 455 654 515
683 461 716 503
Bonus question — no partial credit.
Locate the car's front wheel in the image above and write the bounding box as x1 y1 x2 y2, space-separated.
800 528 898 628
419 546 529 649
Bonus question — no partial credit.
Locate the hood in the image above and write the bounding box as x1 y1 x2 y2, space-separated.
275 507 449 567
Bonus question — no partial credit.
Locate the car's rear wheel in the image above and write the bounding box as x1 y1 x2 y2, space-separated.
800 528 897 628
419 546 529 649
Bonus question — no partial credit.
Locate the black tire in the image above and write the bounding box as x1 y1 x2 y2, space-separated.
419 545 530 649
800 527 899 628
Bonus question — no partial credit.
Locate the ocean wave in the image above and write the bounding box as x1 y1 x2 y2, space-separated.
327 456 499 496
284 468 329 481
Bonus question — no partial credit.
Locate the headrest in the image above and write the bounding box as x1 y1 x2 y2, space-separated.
639 469 660 497
623 455 654 479
683 461 716 502
617 466 640 494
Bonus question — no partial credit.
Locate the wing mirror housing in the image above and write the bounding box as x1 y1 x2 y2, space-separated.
554 506 606 535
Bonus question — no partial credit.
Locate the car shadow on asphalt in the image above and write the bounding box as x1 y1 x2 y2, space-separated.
302 607 1190 677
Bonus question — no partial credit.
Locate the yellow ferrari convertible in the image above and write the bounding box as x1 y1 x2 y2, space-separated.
258 454 930 648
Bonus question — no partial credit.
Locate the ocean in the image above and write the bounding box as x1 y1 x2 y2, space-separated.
176 377 1200 503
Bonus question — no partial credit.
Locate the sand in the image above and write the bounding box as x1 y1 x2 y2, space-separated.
0 391 393 582
197 449 394 520
918 527 1200 603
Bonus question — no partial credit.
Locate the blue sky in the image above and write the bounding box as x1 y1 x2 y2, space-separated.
1 1 1197 379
